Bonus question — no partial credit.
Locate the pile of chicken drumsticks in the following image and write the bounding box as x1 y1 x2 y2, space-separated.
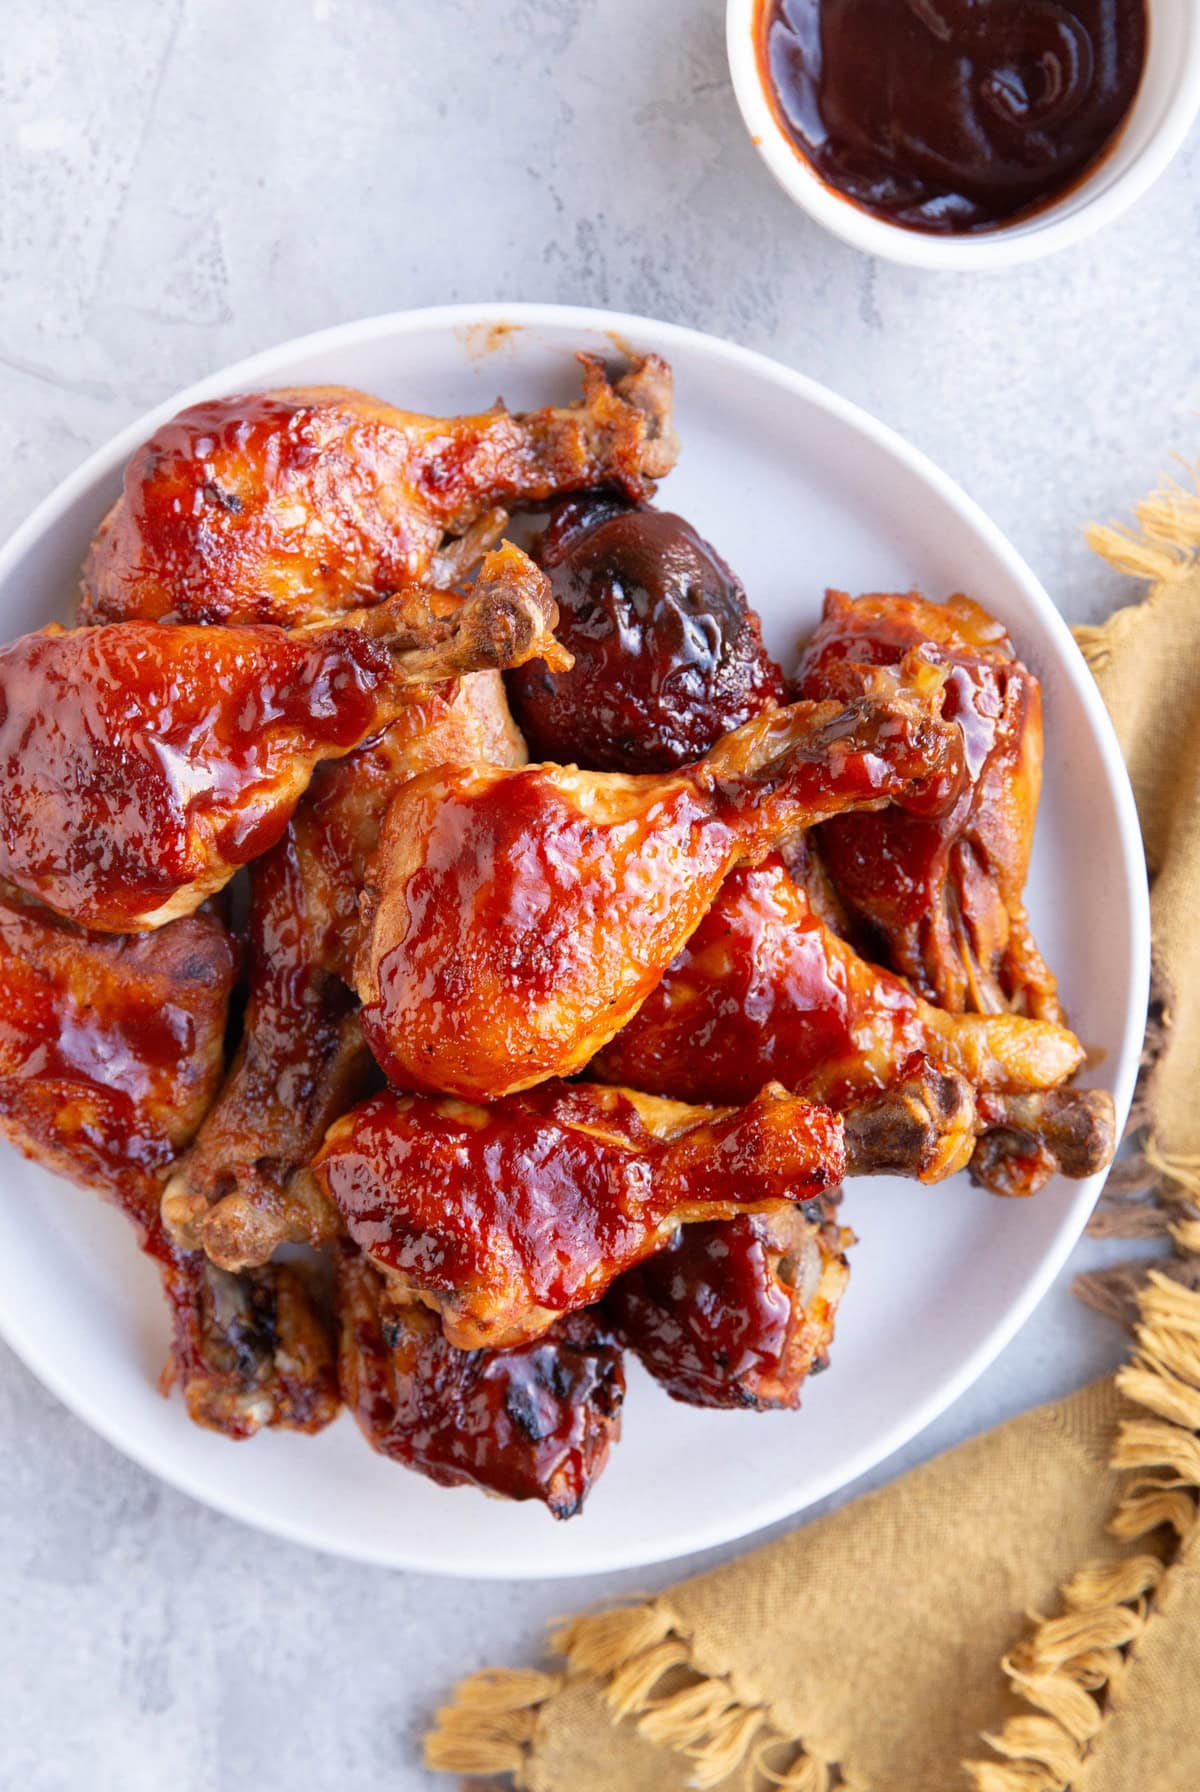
0 354 1115 1517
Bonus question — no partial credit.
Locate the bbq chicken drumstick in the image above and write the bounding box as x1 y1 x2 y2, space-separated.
312 1069 996 1351
337 1246 625 1518
608 1202 852 1412
593 854 1115 1195
794 589 1061 1020
354 657 965 1100
82 356 677 627
313 1081 847 1349
0 543 562 932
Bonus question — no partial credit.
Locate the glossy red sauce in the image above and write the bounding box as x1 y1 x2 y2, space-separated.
359 765 731 1097
316 1083 845 1338
0 889 235 1205
757 0 1148 234
340 1251 624 1517
792 593 1032 934
609 1206 844 1410
0 620 396 928
82 392 442 626
612 1217 795 1400
595 856 927 1106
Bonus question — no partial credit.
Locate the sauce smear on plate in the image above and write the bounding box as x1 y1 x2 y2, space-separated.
756 0 1148 234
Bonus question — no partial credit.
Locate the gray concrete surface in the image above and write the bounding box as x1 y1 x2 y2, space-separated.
1 3 1196 1787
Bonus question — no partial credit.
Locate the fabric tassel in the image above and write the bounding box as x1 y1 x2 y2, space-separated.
964 1272 1200 1788
558 1606 777 1790
1080 470 1200 604
750 1735 837 1792
551 1601 677 1678
430 1598 840 1789
423 1667 558 1781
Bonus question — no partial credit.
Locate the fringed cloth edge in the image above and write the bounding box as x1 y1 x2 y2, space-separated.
955 471 1200 1788
963 1271 1200 1789
1074 463 1200 674
424 1594 857 1790
423 1275 1200 1791
1072 466 1200 1319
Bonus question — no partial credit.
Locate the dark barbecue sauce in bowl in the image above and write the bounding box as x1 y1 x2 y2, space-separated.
756 0 1149 235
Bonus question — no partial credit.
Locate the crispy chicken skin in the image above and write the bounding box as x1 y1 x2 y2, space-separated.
594 855 1085 1105
314 1081 847 1350
609 1203 851 1411
592 854 1114 1196
81 356 678 627
793 589 1062 1020
337 1247 624 1518
162 672 526 1271
0 544 561 932
355 661 965 1101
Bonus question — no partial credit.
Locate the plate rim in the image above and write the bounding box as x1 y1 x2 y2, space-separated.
0 301 1151 1577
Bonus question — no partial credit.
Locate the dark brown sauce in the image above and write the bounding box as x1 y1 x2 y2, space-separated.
757 0 1148 234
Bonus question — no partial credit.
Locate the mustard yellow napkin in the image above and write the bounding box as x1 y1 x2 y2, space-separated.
426 474 1200 1792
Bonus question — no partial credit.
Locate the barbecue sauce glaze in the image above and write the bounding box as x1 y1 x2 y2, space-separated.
757 0 1148 234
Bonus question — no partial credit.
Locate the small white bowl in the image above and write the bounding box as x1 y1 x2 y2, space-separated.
727 0 1200 269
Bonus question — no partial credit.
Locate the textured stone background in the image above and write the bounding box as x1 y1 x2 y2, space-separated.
1 4 1197 1787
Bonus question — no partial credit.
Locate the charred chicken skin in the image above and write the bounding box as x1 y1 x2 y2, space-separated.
793 589 1062 1020
593 855 1114 1195
0 543 561 933
314 1080 847 1350
163 672 527 1271
81 356 677 628
337 1246 624 1519
507 492 786 770
0 881 337 1436
163 1251 339 1440
355 660 965 1101
608 1202 851 1412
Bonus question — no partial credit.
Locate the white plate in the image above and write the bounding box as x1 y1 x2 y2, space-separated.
0 304 1149 1578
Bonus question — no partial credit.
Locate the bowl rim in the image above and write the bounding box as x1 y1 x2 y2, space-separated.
0 301 1152 1576
725 0 1200 270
